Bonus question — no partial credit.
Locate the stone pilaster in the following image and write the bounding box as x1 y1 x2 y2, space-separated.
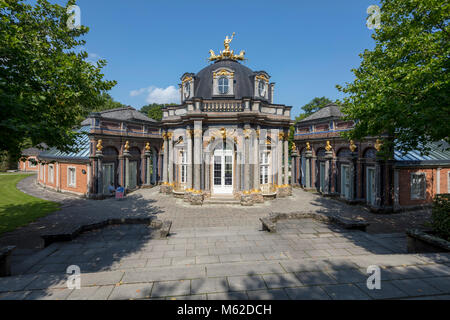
162 134 168 183
253 128 260 191
145 148 151 185
168 132 174 185
123 149 130 190
244 126 251 191
193 121 202 191
187 127 193 190
283 136 289 185
96 151 103 196
305 149 313 189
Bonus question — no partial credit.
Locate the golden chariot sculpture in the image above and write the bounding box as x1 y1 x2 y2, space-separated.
208 32 246 62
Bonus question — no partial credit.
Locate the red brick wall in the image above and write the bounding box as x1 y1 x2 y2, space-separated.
18 156 39 172
439 168 450 194
59 163 88 195
37 162 88 196
398 168 436 206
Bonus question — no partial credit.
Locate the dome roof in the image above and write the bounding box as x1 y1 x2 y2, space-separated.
193 59 259 100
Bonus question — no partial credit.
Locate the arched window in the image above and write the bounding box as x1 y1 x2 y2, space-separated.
218 77 229 94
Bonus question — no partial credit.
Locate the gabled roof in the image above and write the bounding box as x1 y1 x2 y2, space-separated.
298 104 344 123
395 141 450 165
97 106 157 122
81 107 157 126
22 143 48 156
39 126 90 161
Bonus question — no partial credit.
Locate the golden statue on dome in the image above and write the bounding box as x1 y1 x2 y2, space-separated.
208 33 246 62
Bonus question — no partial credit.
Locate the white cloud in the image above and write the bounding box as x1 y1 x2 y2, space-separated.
130 85 180 104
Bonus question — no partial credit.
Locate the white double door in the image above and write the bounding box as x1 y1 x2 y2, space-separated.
212 148 233 194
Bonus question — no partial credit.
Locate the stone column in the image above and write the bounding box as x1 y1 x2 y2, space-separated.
305 148 313 189
253 128 260 191
187 128 193 189
162 134 168 183
123 149 130 190
145 147 151 185
204 151 210 192
244 126 251 191
168 132 174 184
96 151 103 196
291 152 299 186
152 151 157 184
283 136 289 185
277 132 283 186
324 150 333 194
375 157 382 208
193 121 202 191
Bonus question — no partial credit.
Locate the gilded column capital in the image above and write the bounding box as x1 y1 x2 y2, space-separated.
186 129 193 138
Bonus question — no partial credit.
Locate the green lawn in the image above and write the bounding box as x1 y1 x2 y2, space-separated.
0 174 60 235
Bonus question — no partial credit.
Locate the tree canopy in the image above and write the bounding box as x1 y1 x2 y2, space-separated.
294 97 335 123
0 0 116 161
337 0 450 155
140 103 177 121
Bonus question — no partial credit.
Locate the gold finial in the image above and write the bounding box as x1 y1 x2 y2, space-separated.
96 140 103 152
375 139 383 151
292 144 297 151
349 140 357 152
306 142 311 151
208 33 246 62
124 141 130 151
325 141 332 152
220 127 227 140
145 142 151 151
167 132 173 140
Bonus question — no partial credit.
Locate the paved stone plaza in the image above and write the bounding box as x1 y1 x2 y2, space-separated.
0 176 448 300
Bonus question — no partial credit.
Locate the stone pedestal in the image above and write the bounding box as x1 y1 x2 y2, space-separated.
160 183 173 194
189 192 204 205
251 191 264 203
240 193 254 206
276 185 292 198
183 191 192 202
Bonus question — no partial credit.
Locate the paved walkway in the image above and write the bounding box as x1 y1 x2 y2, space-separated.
0 175 446 300
1 220 449 300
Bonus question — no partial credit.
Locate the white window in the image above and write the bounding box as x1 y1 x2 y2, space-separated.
411 172 426 200
68 167 76 187
180 150 187 184
28 158 36 168
258 81 266 97
218 77 229 94
48 164 54 183
260 151 270 185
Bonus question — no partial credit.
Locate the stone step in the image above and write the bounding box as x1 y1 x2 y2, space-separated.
203 197 241 205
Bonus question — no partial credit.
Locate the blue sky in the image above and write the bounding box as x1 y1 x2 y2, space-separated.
52 0 380 118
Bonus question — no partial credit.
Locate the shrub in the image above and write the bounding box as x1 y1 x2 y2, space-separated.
431 194 450 241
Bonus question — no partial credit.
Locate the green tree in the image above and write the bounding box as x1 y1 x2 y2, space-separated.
90 93 126 113
0 0 116 162
140 103 177 121
294 97 334 123
337 0 450 155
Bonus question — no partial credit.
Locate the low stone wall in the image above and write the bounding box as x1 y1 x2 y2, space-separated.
260 212 369 233
41 217 172 247
276 186 292 198
406 229 450 253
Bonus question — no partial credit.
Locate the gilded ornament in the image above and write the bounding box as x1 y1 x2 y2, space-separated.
349 140 357 152
325 141 332 152
96 140 103 152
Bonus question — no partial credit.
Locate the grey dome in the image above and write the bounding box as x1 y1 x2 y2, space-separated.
194 59 257 100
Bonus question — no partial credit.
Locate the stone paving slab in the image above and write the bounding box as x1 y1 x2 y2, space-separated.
1 199 449 300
